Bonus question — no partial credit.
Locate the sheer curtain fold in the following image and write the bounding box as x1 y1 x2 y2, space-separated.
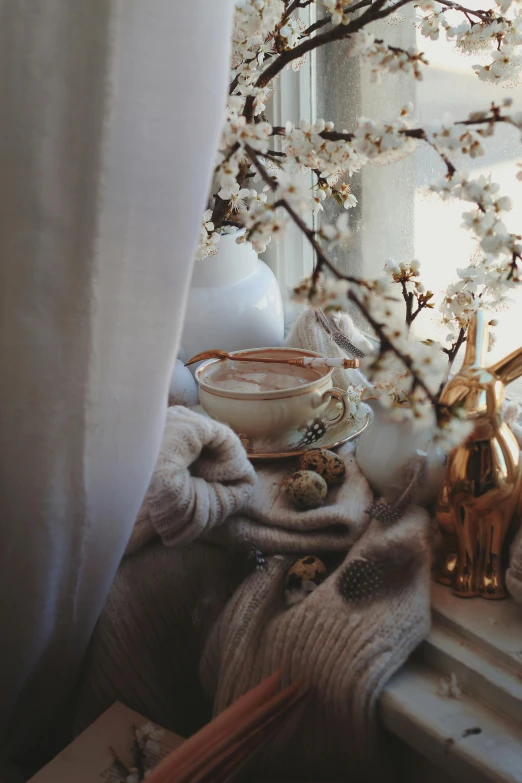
0 0 234 761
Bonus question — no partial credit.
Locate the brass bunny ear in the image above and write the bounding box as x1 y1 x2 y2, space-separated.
490 345 522 386
460 310 522 386
461 311 489 369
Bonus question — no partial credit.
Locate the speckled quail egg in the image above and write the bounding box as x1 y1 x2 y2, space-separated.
284 556 328 607
298 448 345 486
285 556 328 588
285 470 328 510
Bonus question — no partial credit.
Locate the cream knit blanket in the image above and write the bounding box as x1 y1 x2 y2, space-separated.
125 405 257 554
209 442 372 553
74 399 522 783
201 446 431 783
75 419 431 783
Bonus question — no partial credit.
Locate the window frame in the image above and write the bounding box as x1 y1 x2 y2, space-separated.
263 6 316 322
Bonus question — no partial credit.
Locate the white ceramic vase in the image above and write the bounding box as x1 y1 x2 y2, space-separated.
182 232 284 360
356 398 446 506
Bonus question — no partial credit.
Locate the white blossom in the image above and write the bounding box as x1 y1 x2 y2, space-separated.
474 47 522 83
217 182 254 212
293 272 351 310
215 156 240 190
416 0 441 11
318 213 352 246
324 0 357 25
433 414 474 452
351 31 427 81
195 209 220 261
280 16 303 47
425 119 485 158
136 722 164 755
221 112 272 154
336 182 358 208
420 13 442 41
242 199 287 253
274 171 313 211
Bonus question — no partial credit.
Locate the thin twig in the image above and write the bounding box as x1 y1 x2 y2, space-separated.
132 726 146 781
245 144 362 284
301 16 332 37
282 0 314 24
371 0 417 20
109 747 131 778
401 279 415 326
443 327 466 363
437 0 495 22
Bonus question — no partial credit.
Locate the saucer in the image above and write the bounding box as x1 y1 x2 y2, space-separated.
190 403 370 462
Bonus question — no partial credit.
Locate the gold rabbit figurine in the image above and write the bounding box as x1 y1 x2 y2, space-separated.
436 311 522 599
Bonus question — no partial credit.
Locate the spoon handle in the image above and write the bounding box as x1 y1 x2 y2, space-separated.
185 349 359 369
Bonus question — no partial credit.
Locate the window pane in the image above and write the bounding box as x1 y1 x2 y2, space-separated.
414 7 522 395
315 3 521 393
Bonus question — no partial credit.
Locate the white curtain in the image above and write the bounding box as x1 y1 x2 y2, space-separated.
0 0 234 764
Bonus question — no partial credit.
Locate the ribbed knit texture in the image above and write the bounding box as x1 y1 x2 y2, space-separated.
72 401 522 781
201 508 431 783
285 308 373 389
73 418 433 782
125 406 257 554
209 442 372 553
74 539 242 739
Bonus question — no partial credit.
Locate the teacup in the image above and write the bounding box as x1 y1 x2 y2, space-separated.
196 347 352 450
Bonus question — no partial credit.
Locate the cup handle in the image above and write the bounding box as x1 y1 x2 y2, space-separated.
319 388 348 429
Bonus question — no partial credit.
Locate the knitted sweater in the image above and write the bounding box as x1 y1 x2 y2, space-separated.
200 455 431 783
76 439 432 783
125 405 257 554
74 404 522 783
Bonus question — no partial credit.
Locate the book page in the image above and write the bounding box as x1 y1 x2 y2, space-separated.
29 702 184 783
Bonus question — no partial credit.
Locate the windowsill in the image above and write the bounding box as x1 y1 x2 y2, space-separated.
380 582 522 783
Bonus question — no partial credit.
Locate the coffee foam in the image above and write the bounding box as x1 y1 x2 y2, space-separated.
206 360 322 393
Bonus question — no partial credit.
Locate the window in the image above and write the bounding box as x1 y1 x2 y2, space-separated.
266 2 522 400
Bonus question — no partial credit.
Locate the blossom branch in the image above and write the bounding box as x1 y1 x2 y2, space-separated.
282 0 314 21
244 143 440 408
401 279 415 326
243 0 393 119
351 289 440 408
301 16 332 37
198 0 522 441
245 143 361 284
437 0 495 22
370 0 418 21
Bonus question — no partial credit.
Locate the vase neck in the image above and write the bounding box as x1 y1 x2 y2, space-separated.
191 232 258 287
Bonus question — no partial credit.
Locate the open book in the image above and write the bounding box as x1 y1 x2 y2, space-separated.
28 703 184 783
29 671 307 783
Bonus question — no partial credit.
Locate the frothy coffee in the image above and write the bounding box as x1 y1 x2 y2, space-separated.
206 360 322 393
